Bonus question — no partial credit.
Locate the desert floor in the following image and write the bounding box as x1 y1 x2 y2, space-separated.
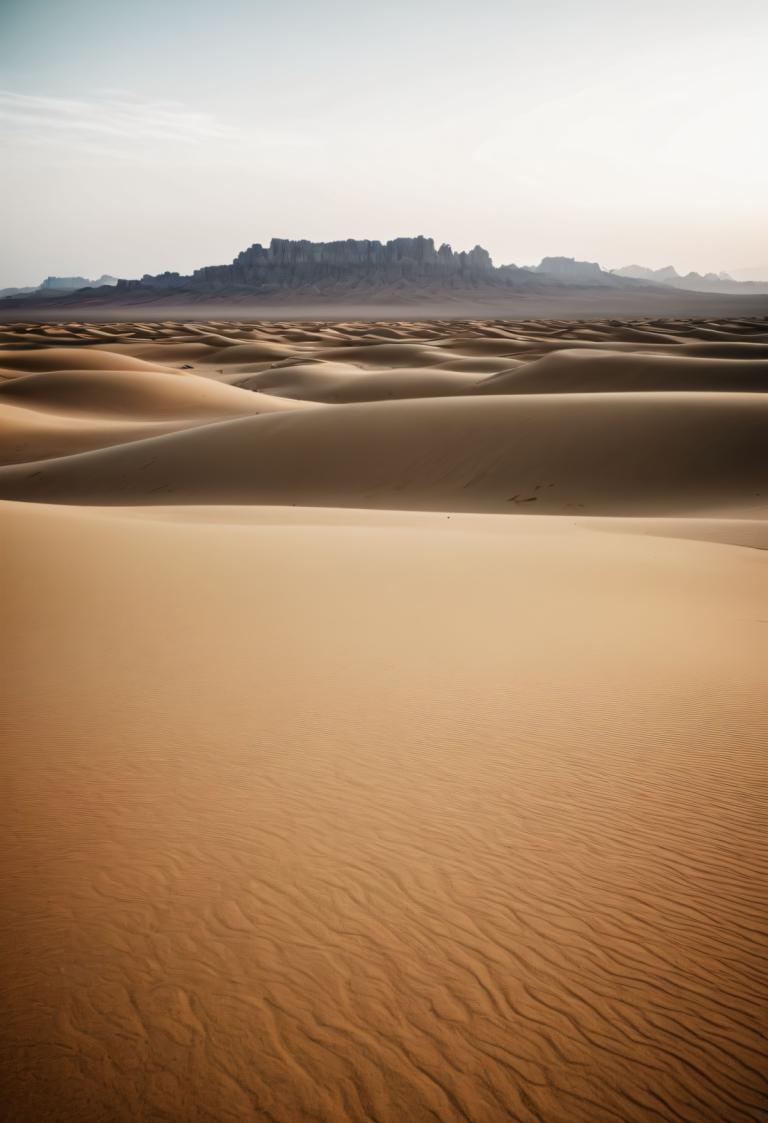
1 317 767 1122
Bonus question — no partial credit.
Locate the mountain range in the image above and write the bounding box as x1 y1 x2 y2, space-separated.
1 238 766 316
0 274 118 300
612 264 768 295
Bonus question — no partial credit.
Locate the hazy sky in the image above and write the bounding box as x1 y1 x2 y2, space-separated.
1 0 767 287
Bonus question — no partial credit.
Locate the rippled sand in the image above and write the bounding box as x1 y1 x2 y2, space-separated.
2 318 767 1122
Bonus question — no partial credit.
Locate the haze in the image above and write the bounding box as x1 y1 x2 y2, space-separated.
1 0 767 288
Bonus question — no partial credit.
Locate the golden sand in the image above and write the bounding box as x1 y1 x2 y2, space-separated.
2 318 767 1122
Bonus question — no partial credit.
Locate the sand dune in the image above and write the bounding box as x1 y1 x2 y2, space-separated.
236 363 481 402
0 367 312 462
0 367 311 419
2 498 767 1123
42 316 764 408
2 317 767 1123
0 401 212 465
2 392 766 516
0 345 179 376
475 349 768 394
317 342 454 367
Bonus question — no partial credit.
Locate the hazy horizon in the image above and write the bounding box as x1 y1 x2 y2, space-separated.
2 0 767 289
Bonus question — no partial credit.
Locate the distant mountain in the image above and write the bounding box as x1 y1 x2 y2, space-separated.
527 257 632 287
1 238 659 312
614 265 682 284
39 275 118 291
0 274 118 301
2 239 767 317
612 264 768 295
0 285 37 299
729 266 768 283
115 236 501 295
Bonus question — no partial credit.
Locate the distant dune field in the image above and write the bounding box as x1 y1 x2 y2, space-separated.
2 317 767 1123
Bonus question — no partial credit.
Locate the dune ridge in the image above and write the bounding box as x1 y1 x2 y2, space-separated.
1 392 766 517
0 367 313 464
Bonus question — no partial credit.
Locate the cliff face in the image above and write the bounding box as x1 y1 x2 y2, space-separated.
531 257 623 287
118 237 496 293
238 236 493 271
40 275 118 291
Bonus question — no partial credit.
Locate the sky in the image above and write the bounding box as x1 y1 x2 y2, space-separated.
1 0 767 287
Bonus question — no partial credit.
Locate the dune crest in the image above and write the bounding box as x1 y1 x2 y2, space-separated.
1 393 766 518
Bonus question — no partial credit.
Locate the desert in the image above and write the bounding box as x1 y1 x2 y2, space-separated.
1 315 767 1122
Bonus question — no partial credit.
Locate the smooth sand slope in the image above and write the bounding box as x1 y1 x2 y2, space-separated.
2 501 767 1123
1 393 766 516
2 318 767 1123
474 349 768 394
0 365 312 463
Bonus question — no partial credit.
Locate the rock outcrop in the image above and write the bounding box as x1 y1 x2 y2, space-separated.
530 257 621 286
614 264 681 283
40 275 118 291
117 237 497 294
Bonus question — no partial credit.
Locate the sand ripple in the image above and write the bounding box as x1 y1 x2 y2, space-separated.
2 317 767 1122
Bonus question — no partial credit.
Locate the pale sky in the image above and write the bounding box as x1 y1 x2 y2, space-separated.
1 0 767 287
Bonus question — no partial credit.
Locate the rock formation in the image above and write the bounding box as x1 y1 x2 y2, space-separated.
530 257 620 286
117 237 498 294
10 236 767 313
40 275 118 291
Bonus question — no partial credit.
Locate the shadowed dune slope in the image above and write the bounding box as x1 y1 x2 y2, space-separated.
1 392 766 515
0 346 179 376
0 404 212 466
2 500 767 1123
476 349 768 394
0 368 313 463
0 367 312 419
235 364 481 402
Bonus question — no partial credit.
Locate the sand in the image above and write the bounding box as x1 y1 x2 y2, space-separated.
1 317 767 1122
